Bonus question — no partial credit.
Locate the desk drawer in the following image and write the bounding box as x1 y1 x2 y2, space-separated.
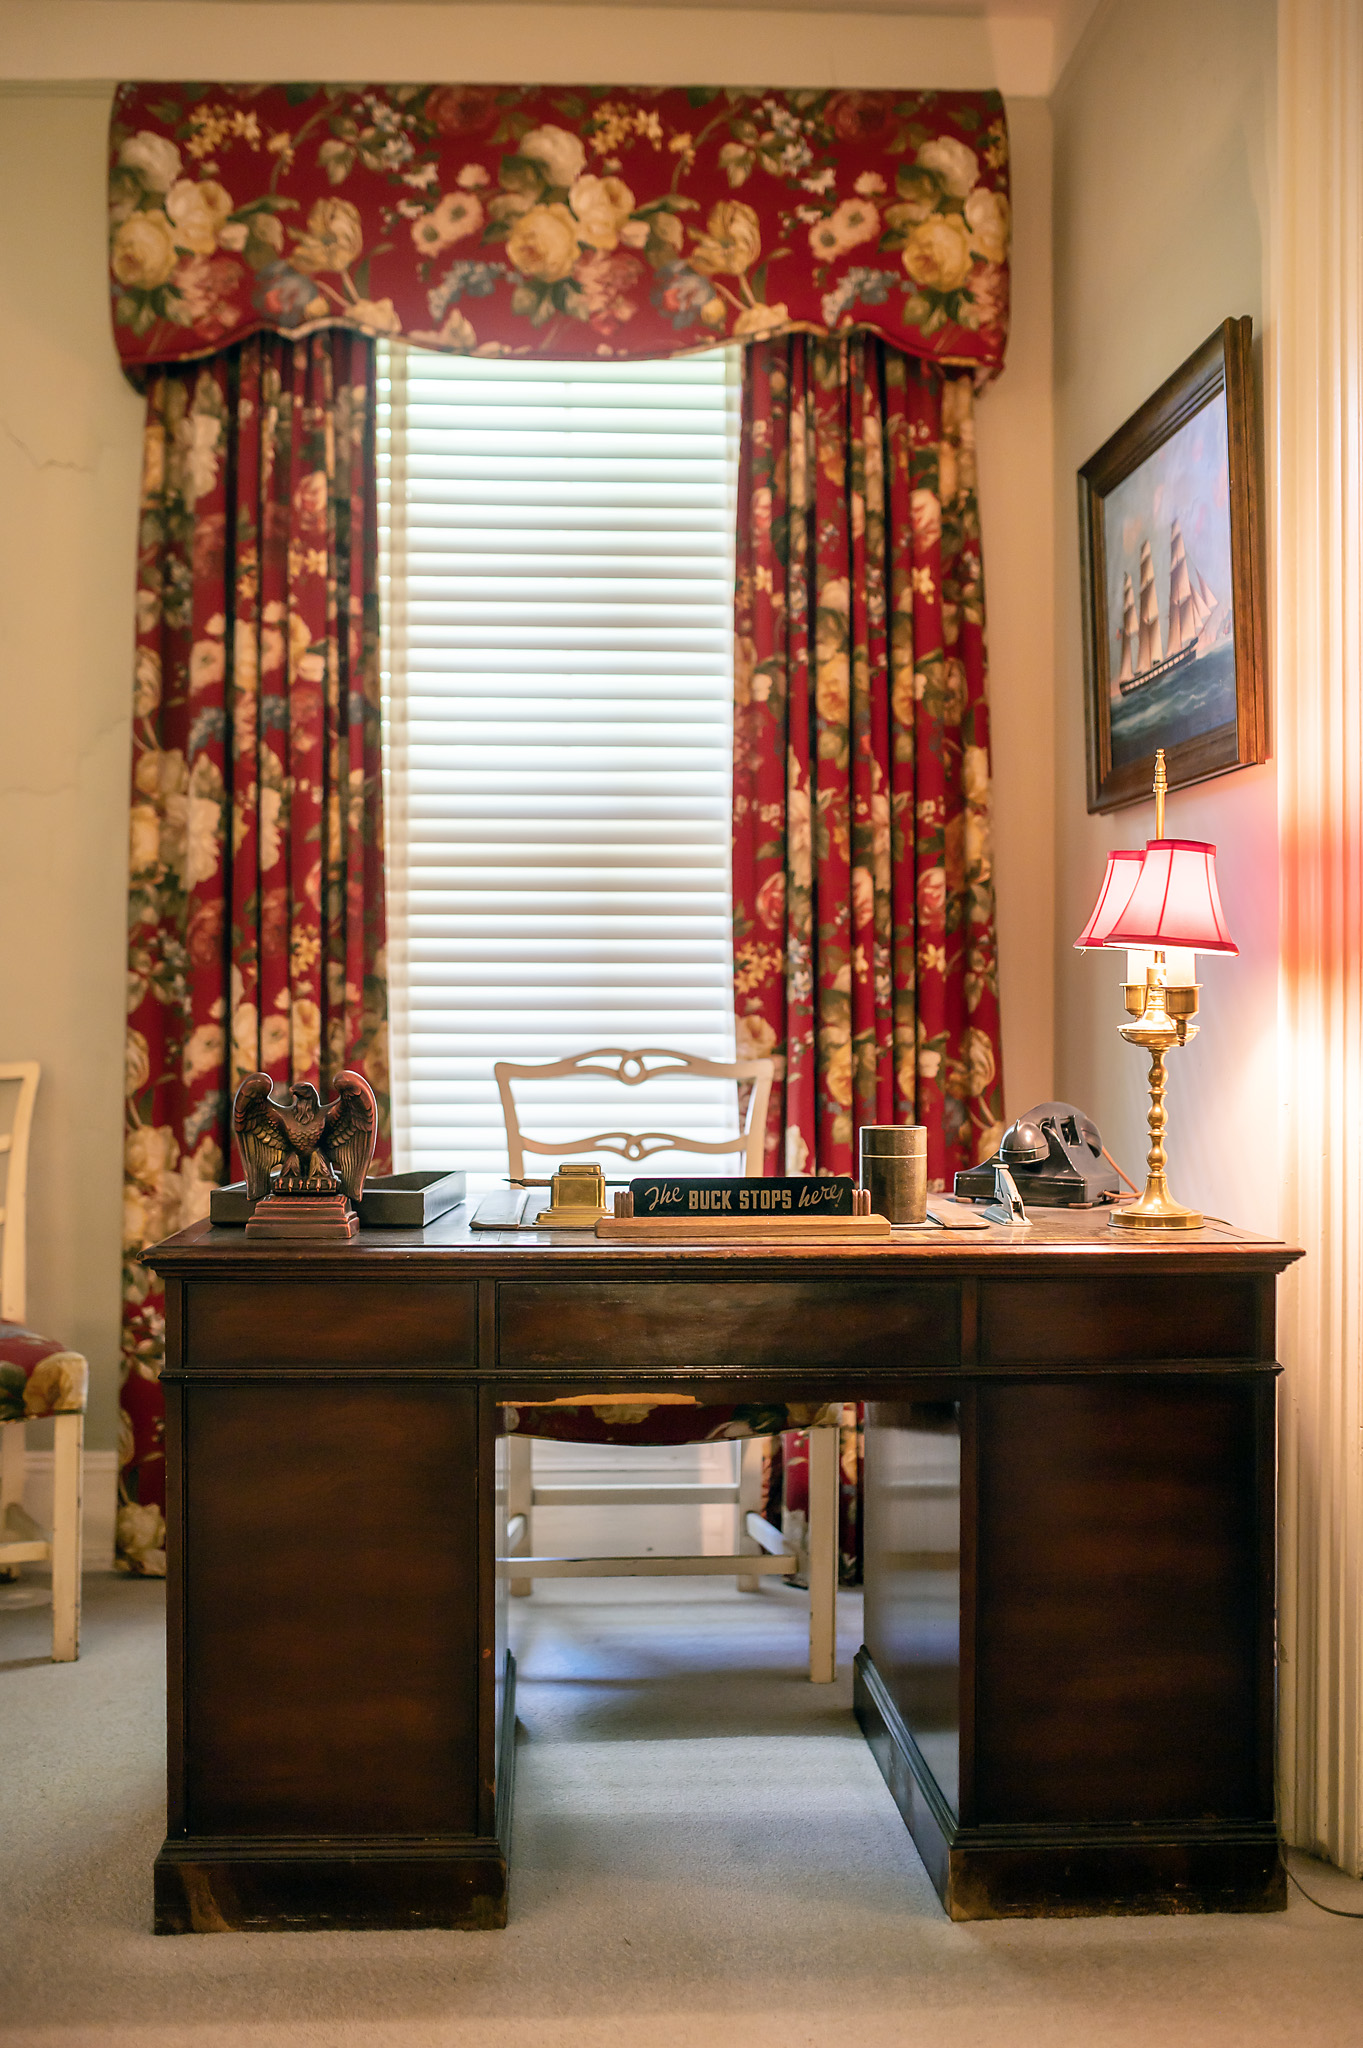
497 1280 958 1370
980 1275 1263 1364
187 1279 477 1368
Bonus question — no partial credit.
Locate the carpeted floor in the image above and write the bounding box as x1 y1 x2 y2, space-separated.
2 1572 1361 2047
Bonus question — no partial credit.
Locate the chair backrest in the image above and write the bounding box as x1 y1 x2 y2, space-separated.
0 1062 40 1325
494 1047 775 1182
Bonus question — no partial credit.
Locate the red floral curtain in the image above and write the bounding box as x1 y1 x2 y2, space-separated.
119 331 390 1574
770 1405 866 1587
733 333 1004 1186
735 336 1004 1579
108 83 1009 376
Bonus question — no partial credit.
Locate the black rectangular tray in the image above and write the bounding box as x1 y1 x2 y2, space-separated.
210 1170 466 1228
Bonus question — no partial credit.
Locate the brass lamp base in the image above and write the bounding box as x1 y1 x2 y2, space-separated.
1110 1181 1203 1231
1110 972 1204 1232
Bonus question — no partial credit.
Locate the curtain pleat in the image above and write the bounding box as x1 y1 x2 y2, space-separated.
734 332 1003 1178
118 331 390 1574
735 333 1005 1580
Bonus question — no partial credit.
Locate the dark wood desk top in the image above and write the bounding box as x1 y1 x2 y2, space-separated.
150 1201 1302 1279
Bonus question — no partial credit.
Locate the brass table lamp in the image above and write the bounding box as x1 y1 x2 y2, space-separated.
1074 752 1238 1231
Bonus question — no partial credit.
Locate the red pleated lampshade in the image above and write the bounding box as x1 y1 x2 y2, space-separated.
1102 839 1238 956
1074 848 1144 950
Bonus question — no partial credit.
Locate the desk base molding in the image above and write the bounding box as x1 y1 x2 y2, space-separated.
153 1838 509 1934
852 1649 1285 1920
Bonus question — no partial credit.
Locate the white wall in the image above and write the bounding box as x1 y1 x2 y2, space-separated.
1051 0 1277 1229
0 9 1056 1448
0 92 144 1454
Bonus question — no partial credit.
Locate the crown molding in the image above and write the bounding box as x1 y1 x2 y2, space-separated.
0 2 1055 96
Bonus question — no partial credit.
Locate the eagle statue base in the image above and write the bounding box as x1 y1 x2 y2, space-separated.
244 1192 359 1241
231 1069 379 1243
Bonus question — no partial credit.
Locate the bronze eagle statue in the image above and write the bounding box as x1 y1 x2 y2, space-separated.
233 1070 378 1204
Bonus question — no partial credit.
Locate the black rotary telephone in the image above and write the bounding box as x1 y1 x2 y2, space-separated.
953 1101 1120 1209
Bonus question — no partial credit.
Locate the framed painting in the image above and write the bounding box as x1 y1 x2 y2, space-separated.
1079 317 1266 813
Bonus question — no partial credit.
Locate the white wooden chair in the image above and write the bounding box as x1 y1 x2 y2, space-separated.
0 1062 85 1662
492 1047 840 1682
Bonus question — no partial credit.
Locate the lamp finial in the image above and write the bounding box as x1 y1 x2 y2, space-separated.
1153 748 1167 839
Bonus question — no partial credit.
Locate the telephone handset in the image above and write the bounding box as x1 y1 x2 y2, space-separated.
953 1100 1121 1208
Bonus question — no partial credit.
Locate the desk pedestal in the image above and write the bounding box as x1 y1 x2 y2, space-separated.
856 1377 1282 1918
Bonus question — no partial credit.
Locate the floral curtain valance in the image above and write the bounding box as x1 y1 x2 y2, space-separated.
108 83 1010 376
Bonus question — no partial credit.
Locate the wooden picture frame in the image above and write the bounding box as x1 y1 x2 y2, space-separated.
1079 317 1266 813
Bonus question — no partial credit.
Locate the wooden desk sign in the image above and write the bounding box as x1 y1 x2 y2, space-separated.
628 1175 854 1217
598 1177 891 1240
596 1214 893 1241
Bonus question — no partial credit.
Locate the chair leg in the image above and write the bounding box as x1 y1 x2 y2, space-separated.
50 1412 83 1661
737 1436 763 1592
506 1432 533 1596
0 1421 23 1580
807 1424 838 1684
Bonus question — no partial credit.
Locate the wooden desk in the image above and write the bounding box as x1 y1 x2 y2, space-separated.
146 1207 1300 1931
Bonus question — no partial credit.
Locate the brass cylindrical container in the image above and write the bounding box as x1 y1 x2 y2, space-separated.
859 1124 928 1225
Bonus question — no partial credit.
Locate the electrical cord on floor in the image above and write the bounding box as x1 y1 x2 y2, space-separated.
1278 1845 1363 1918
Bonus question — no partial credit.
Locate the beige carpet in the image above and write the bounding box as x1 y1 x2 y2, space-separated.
2 1573 1361 2047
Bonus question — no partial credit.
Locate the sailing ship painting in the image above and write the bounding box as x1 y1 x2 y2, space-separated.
1082 319 1263 812
1115 519 1229 691
1102 394 1238 771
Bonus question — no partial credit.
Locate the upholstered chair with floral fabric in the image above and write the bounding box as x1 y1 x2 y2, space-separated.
1 1063 86 1661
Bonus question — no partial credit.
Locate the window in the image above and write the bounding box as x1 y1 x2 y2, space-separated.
378 345 741 1183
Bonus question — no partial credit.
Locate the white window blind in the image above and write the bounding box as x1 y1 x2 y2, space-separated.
378 346 741 1183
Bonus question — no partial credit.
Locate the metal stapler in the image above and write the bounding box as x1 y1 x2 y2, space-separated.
980 1161 1031 1227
